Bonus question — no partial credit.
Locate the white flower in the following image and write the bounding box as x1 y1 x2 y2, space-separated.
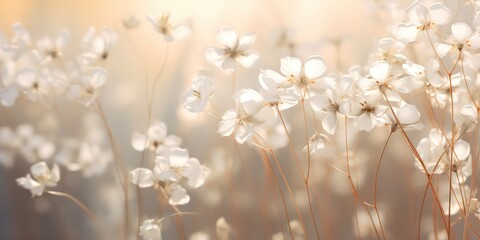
80 27 118 65
217 89 276 144
455 104 478 133
123 15 141 29
258 69 300 111
384 101 424 131
16 68 53 103
154 148 210 188
416 129 472 183
372 38 407 64
350 94 388 132
357 60 422 102
183 75 214 113
397 1 451 42
131 121 181 153
147 13 191 41
303 133 329 155
204 28 259 74
140 219 162 240
67 68 107 106
16 161 60 197
310 75 353 134
434 22 480 57
35 29 69 63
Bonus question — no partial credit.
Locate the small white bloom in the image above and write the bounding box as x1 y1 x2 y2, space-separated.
67 68 107 106
434 22 480 57
131 121 181 153
140 219 162 240
16 161 60 197
80 27 118 65
397 1 451 42
183 75 214 113
123 15 141 29
35 29 69 63
218 89 276 144
204 28 259 74
147 13 191 41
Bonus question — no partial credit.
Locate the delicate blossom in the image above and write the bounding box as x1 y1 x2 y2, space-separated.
16 161 60 197
217 89 276 144
416 129 472 183
80 27 118 65
35 29 69 63
140 219 162 240
131 121 181 153
67 68 107 106
204 28 259 74
434 22 480 56
397 1 451 42
147 13 191 41
183 75 214 113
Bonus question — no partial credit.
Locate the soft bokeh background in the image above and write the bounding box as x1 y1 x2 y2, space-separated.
1 0 478 239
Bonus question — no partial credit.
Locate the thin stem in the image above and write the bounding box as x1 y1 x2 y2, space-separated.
46 190 103 239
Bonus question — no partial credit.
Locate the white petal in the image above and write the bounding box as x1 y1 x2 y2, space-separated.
218 109 237 137
217 29 238 49
30 162 50 180
237 52 259 68
429 2 451 25
280 57 302 77
454 140 470 161
169 148 189 167
354 113 374 132
322 112 338 134
203 47 225 67
369 61 390 82
407 1 429 24
397 103 420 124
170 23 191 40
434 42 453 57
169 185 190 205
397 24 419 42
235 125 254 144
237 32 256 52
221 56 237 74
131 132 147 151
303 55 326 80
452 22 473 43
130 168 155 188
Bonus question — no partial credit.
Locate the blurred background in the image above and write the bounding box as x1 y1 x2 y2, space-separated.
1 0 478 239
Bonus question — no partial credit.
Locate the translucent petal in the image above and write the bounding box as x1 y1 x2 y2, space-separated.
237 32 256 52
322 112 338 134
397 24 419 42
169 185 190 205
429 2 451 25
303 55 326 80
369 61 390 82
434 42 453 57
169 148 189 167
280 57 302 78
451 22 473 43
131 132 147 151
170 24 191 41
217 29 238 49
130 168 155 188
237 52 259 68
